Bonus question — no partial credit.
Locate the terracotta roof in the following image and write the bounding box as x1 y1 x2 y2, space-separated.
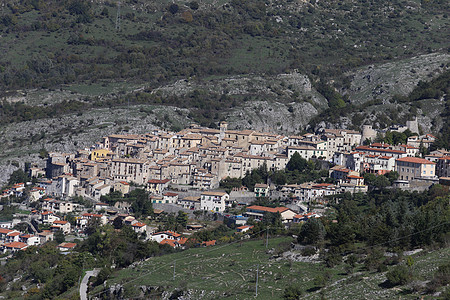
396 157 436 164
347 175 364 179
370 143 391 148
148 179 171 184
312 183 333 188
246 205 289 213
160 239 177 247
153 230 181 238
201 191 227 197
178 237 188 245
4 242 28 249
294 212 319 219
201 240 216 246
58 242 77 249
236 225 254 230
356 146 406 154
0 228 13 234
53 220 68 225
132 222 146 227
163 192 178 197
82 213 103 218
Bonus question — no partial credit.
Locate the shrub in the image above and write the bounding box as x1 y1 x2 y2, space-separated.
283 285 303 300
168 4 179 14
301 246 316 256
386 265 410 287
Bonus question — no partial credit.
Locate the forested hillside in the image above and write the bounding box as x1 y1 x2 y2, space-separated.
1 0 448 92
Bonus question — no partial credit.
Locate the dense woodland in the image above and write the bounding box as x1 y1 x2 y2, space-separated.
0 0 449 133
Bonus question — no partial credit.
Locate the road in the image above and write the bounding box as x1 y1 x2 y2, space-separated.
80 269 100 300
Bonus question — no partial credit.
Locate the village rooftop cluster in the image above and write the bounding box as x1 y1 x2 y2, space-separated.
1 121 449 253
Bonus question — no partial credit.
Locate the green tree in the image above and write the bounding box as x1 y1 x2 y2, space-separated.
193 210 203 220
168 3 179 14
129 189 153 218
8 169 29 185
54 230 65 244
386 265 411 287
286 152 307 172
298 218 325 245
94 267 112 286
385 171 399 185
283 285 303 300
316 81 346 109
39 148 49 159
189 1 199 10
219 177 242 193
176 211 188 228
364 173 390 190
313 271 331 289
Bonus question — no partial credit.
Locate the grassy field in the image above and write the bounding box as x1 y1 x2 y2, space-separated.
91 237 450 299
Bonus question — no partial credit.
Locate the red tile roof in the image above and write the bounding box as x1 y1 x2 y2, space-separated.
58 242 77 249
178 237 189 245
347 175 364 179
53 220 68 225
201 240 216 246
152 230 181 238
82 213 103 218
246 205 289 213
356 146 406 154
370 143 391 148
4 242 28 249
163 192 178 197
396 157 436 164
160 239 177 247
148 179 171 184
294 212 318 219
236 225 254 230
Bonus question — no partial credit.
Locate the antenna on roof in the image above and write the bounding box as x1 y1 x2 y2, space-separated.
115 0 121 31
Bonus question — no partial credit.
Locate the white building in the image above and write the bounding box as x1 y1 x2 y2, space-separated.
200 191 230 212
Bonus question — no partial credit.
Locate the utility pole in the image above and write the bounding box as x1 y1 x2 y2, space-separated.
255 264 259 297
126 97 129 125
265 227 269 248
115 0 121 32
173 261 176 281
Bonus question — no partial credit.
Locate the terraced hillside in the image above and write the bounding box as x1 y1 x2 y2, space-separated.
87 237 450 299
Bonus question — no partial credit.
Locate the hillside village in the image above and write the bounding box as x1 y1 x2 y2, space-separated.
0 120 449 255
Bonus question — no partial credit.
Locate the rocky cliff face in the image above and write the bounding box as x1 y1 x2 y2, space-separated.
0 54 448 186
345 53 449 104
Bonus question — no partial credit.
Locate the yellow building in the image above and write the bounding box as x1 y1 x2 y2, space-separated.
90 149 112 161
